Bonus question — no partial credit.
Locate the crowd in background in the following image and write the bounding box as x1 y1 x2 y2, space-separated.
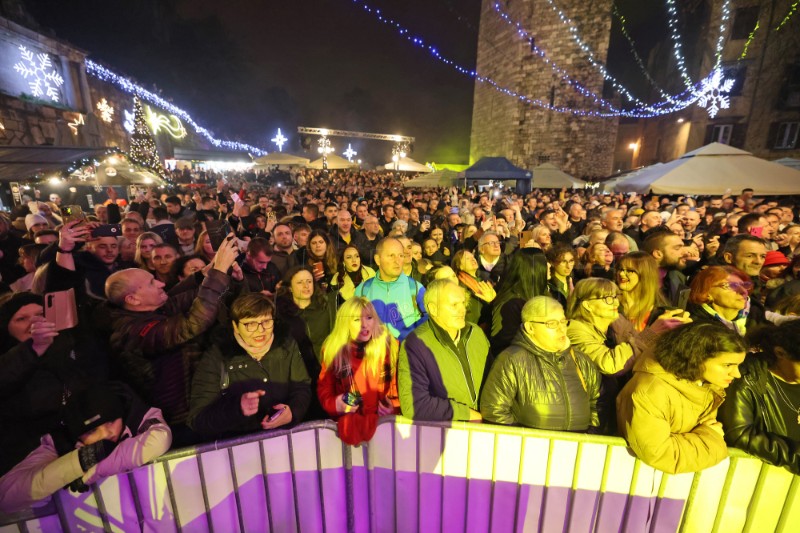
1 166 800 512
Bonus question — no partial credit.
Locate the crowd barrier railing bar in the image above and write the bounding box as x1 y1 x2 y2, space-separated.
1 417 798 532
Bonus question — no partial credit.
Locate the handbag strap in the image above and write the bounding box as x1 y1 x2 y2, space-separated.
568 348 588 393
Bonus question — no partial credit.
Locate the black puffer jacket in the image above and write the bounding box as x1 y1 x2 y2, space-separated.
717 355 800 475
187 330 311 438
480 330 600 431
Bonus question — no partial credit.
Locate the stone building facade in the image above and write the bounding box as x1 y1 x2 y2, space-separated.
617 0 800 171
470 0 619 179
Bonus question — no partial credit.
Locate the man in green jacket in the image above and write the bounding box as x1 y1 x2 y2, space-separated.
398 279 490 421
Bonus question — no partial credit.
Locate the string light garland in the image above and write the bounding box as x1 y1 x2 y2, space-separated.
776 1 799 31
739 21 759 60
85 59 266 155
611 3 682 104
349 0 714 117
539 0 653 107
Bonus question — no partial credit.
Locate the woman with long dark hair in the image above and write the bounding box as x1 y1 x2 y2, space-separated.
292 230 337 290
330 245 375 305
490 249 548 356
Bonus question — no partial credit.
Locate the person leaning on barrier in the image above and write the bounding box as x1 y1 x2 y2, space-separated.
481 296 600 431
398 279 490 421
105 233 240 440
187 293 310 438
317 297 399 445
0 382 170 513
616 322 747 474
717 320 800 475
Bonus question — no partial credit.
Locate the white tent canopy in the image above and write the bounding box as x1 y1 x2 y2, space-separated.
381 157 432 173
306 154 358 170
774 158 800 171
403 169 462 188
253 152 310 166
611 143 800 195
531 163 586 188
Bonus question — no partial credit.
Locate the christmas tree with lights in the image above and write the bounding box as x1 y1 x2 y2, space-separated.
128 96 164 175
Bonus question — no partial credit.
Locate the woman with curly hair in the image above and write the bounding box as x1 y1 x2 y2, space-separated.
317 297 399 445
617 321 746 474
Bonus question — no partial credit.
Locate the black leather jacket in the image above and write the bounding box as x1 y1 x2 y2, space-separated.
480 330 600 431
717 355 800 475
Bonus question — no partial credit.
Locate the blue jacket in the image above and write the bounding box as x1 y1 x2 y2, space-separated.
354 272 426 341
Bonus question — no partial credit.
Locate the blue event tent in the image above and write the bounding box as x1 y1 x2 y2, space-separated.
464 157 532 193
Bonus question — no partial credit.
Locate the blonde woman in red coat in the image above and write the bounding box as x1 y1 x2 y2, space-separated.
318 297 399 445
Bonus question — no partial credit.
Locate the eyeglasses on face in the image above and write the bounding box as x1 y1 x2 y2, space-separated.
240 318 275 332
715 281 754 292
587 295 619 305
529 318 570 329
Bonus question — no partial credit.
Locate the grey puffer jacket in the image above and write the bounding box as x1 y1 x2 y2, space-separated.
480 330 600 430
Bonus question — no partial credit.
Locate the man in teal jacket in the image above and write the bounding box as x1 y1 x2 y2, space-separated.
354 237 426 341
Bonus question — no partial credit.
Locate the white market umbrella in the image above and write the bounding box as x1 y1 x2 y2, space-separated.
613 143 800 195
532 163 585 188
382 157 432 173
307 154 358 170
774 158 800 171
403 169 462 188
253 152 310 166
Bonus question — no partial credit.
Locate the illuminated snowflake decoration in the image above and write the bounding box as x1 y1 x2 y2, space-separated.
696 69 735 118
123 109 135 133
271 128 287 151
96 98 115 123
343 144 357 162
13 45 64 102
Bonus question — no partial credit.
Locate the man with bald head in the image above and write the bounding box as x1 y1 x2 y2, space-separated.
106 235 239 441
330 208 367 258
354 237 427 341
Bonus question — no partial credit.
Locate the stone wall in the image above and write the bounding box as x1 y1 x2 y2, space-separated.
470 0 618 179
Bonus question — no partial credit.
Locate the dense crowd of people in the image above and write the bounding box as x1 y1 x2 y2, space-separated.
1 167 800 512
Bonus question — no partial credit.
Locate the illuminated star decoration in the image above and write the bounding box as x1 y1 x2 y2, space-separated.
96 98 115 123
343 144 357 162
13 45 64 102
696 69 735 118
67 114 85 136
145 106 187 139
123 109 134 133
271 128 288 151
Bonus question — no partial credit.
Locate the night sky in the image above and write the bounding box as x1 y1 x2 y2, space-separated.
21 0 672 165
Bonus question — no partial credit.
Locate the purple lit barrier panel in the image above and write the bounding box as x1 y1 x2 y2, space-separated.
363 418 800 533
2 418 800 532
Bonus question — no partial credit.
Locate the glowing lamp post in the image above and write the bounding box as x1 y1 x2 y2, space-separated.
318 134 334 170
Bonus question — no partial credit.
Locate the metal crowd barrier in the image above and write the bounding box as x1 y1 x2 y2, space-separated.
1 417 798 532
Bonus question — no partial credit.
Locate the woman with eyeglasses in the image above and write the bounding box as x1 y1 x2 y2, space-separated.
481 296 600 431
616 252 668 331
687 266 767 337
566 278 690 433
187 293 311 438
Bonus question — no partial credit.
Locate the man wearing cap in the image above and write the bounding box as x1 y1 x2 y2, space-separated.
23 213 49 242
174 217 197 256
38 221 133 301
0 383 171 513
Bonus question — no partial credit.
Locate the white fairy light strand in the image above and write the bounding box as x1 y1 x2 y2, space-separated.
540 0 652 107
350 0 713 117
85 59 266 155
